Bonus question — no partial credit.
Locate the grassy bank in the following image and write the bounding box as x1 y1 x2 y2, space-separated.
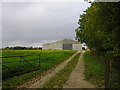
3 70 42 88
41 52 80 88
83 51 105 87
2 50 76 88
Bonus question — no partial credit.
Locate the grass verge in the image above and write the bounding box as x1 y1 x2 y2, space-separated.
3 70 42 88
83 51 105 87
41 52 80 88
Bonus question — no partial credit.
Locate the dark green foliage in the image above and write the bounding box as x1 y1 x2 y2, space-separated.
75 2 120 88
76 2 120 56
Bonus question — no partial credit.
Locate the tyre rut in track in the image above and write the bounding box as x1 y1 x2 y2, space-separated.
18 51 80 88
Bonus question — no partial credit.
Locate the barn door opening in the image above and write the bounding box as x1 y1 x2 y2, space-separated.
63 44 72 50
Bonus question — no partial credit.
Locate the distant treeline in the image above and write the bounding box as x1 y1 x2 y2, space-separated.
3 46 42 50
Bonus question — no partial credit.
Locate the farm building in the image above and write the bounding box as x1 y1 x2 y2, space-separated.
42 39 82 50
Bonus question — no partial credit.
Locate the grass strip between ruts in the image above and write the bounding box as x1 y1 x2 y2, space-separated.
41 52 81 88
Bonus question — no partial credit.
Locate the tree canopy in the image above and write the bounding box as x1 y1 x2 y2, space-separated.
75 2 120 56
75 2 120 88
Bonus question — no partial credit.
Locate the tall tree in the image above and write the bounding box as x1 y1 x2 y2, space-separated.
75 2 120 88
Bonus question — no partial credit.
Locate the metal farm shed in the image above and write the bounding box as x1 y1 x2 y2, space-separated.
42 39 82 50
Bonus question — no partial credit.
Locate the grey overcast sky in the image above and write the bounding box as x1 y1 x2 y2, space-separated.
2 2 91 47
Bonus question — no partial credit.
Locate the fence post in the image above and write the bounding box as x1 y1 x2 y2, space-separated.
20 56 22 68
105 59 110 88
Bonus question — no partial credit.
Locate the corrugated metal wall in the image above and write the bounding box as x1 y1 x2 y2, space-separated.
63 44 72 50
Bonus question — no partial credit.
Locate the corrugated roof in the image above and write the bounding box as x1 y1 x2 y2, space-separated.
43 38 80 45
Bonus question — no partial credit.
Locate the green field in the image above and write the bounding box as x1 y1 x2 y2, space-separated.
2 50 76 88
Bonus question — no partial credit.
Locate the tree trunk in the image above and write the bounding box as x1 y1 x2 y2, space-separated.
105 59 110 88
